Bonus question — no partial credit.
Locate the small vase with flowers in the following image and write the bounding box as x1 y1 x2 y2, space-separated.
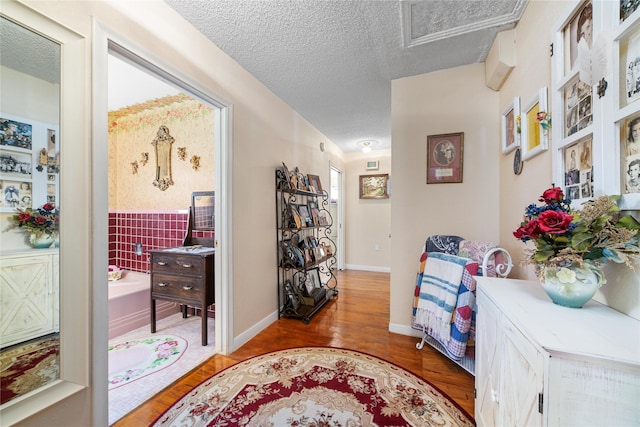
513 187 640 308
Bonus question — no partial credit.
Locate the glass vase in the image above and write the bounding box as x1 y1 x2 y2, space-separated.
540 261 606 308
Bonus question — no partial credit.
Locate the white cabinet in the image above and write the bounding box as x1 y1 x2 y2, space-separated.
0 249 59 347
475 277 640 427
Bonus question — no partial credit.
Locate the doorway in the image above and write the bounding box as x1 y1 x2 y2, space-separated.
93 31 233 424
330 164 345 270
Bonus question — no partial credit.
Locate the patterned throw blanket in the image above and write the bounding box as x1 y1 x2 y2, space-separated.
412 251 478 361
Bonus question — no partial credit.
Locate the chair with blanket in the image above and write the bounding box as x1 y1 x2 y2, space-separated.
411 235 512 375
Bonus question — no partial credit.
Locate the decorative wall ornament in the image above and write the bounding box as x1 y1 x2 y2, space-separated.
177 146 187 161
190 155 200 171
131 161 139 174
152 125 175 191
140 152 149 166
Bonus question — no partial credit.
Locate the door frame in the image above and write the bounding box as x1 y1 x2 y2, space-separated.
92 20 234 424
330 163 345 270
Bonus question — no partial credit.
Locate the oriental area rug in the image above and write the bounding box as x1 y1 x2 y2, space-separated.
0 334 59 405
151 346 474 427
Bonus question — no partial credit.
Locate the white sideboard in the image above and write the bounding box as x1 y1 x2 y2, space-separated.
475 277 640 427
0 249 59 348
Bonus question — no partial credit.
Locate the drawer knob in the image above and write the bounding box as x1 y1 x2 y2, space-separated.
182 286 193 291
181 263 193 268
157 261 168 266
158 282 168 287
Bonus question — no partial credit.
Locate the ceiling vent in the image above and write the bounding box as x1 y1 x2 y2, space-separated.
485 29 516 91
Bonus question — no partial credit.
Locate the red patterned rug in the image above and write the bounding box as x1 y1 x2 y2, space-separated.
0 334 59 405
151 346 474 426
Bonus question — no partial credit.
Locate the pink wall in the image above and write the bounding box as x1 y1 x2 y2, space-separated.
108 210 213 272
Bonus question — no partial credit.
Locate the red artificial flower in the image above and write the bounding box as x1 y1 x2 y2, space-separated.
34 216 47 225
42 203 55 211
17 212 32 222
537 210 573 234
513 219 541 240
539 187 564 204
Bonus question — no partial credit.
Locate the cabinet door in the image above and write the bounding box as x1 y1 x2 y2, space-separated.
0 254 55 346
475 292 502 426
501 317 544 427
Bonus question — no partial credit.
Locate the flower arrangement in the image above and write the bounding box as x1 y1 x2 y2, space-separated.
536 111 551 131
9 203 59 238
513 187 640 274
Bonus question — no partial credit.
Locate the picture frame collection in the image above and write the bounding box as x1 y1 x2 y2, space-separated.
0 115 59 210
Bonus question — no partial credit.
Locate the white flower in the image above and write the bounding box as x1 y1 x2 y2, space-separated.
556 267 577 284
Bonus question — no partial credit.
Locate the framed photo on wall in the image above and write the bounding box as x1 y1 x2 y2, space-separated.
426 132 463 184
521 87 549 161
359 173 389 199
501 97 520 154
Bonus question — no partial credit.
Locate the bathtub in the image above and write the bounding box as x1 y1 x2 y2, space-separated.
108 270 179 339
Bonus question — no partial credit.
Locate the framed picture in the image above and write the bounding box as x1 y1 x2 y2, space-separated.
305 267 322 293
359 173 389 198
564 1 592 73
307 174 322 193
426 132 464 184
563 137 593 199
365 160 379 170
621 0 640 22
563 77 592 137
0 149 32 178
0 117 33 150
521 87 549 161
1 179 32 209
501 97 520 154
625 30 640 105
296 204 313 227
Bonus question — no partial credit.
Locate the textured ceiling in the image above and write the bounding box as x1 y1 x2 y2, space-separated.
0 16 60 84
165 0 528 152
1 1 528 154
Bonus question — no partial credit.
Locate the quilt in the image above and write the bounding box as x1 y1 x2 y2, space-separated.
412 250 478 361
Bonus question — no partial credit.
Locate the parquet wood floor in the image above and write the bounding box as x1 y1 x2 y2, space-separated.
112 270 475 425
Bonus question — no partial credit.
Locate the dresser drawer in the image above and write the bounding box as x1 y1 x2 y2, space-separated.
150 253 205 276
151 273 205 302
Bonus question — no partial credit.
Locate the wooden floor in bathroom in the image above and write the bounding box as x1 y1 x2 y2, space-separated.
113 269 475 425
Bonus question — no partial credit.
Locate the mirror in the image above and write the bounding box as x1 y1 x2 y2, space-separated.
152 125 174 191
192 191 215 230
0 15 61 405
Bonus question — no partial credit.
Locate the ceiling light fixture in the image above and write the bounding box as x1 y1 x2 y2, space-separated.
361 141 372 153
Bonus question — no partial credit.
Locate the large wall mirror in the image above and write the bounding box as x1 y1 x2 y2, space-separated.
1 2 87 424
0 14 61 405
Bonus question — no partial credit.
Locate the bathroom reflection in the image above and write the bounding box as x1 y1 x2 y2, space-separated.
0 16 61 405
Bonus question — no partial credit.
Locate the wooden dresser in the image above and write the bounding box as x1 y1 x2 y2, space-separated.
149 247 215 345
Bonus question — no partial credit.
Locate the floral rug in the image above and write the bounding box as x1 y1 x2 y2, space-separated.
108 335 187 390
151 347 474 427
0 334 59 405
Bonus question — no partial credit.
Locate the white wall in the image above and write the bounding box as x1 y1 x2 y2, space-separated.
344 149 391 271
389 62 500 329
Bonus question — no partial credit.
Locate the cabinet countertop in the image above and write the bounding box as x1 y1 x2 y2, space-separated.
476 276 640 366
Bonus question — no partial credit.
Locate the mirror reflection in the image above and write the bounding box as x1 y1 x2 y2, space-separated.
0 16 61 405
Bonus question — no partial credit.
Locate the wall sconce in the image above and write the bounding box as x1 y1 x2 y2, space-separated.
134 243 143 256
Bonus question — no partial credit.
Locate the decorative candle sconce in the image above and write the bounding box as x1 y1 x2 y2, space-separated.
140 152 149 166
131 161 139 174
152 125 174 191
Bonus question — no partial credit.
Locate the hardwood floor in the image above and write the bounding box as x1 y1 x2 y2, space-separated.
113 270 475 425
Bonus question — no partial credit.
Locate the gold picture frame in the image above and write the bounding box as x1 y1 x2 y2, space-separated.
359 174 389 199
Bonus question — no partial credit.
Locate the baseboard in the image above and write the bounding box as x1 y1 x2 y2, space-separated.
345 264 391 273
109 301 179 339
388 322 422 338
233 310 279 351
